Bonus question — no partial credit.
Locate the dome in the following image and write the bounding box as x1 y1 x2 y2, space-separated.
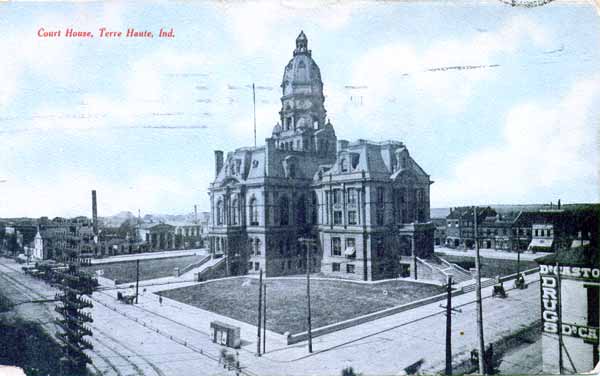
281 31 323 98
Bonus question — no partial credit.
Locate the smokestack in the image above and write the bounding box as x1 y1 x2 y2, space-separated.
215 150 224 175
92 190 98 235
194 205 198 223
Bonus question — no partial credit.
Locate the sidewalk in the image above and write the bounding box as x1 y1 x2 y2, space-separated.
3 255 542 375
96 269 541 375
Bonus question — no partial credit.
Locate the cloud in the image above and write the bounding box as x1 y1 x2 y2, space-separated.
220 1 358 54
0 170 212 218
432 75 600 206
19 49 217 133
350 14 551 116
0 4 129 108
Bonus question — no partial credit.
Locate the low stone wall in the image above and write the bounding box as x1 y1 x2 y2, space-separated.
287 269 540 345
196 258 227 282
287 288 462 345
97 276 116 286
498 267 540 283
179 254 211 275
93 253 198 266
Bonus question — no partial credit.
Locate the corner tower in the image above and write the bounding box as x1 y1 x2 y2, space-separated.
272 31 335 157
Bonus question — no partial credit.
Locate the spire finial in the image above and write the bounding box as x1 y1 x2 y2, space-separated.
294 30 308 54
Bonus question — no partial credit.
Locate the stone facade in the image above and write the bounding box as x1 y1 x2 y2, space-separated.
207 32 434 280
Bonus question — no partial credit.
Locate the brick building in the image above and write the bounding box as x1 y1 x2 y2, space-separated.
207 32 434 280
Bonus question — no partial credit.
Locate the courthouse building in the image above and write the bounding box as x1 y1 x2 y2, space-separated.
207 32 434 280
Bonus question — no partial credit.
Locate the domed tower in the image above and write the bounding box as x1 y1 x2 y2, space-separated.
274 31 334 156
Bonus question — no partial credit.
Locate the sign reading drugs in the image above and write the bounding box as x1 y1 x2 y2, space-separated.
541 273 560 334
539 263 600 343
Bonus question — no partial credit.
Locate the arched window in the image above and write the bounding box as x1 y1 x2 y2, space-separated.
417 189 424 202
311 192 318 224
255 239 261 255
249 197 258 225
232 199 239 225
216 200 224 225
278 196 289 226
289 163 296 178
296 195 306 227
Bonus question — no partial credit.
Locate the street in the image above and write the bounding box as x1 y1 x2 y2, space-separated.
0 256 542 375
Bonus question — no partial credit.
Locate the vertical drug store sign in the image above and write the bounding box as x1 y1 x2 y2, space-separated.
540 264 600 343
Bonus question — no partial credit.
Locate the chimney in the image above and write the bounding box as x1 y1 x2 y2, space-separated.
214 150 224 175
91 190 98 235
337 140 349 153
558 199 561 210
194 205 198 223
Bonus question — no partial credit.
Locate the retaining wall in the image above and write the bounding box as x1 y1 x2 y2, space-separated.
287 268 540 345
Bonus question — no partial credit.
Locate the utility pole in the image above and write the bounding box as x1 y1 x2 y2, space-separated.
556 262 564 374
257 269 263 356
473 207 486 375
299 237 314 353
262 283 267 354
445 275 453 376
252 83 257 148
135 259 140 304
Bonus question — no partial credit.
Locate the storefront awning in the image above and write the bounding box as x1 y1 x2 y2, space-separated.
528 238 553 249
344 247 355 256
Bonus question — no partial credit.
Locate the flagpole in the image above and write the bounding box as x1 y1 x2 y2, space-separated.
253 83 257 148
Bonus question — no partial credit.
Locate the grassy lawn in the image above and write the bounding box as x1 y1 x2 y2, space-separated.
159 277 445 334
438 255 538 278
83 255 206 284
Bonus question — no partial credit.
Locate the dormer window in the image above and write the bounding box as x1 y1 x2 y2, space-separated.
340 158 348 172
351 153 360 169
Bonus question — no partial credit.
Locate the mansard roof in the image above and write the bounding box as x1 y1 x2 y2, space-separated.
313 139 431 184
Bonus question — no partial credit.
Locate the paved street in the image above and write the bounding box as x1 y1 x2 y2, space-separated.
498 339 543 375
0 256 542 375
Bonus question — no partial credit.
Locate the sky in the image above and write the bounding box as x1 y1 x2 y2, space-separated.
1 1 599 218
